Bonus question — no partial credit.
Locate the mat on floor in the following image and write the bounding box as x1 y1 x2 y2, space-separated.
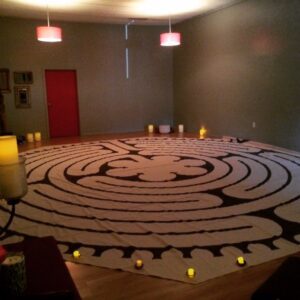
1 137 299 283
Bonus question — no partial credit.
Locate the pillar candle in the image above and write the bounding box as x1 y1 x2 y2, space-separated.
0 136 19 165
34 132 41 142
0 157 28 199
199 126 207 139
148 124 154 133
178 124 184 133
1 254 26 296
26 133 34 143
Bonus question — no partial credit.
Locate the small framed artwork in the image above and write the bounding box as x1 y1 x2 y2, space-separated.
14 71 33 84
0 68 10 93
15 86 31 108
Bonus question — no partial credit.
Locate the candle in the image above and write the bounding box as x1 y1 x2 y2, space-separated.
148 124 154 133
26 133 34 143
0 136 19 165
236 256 246 266
73 250 81 258
199 126 207 139
34 132 41 142
178 124 184 133
1 254 26 296
186 267 196 278
0 156 28 199
135 259 143 269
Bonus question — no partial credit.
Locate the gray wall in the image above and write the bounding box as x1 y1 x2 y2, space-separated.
0 17 173 138
174 0 300 151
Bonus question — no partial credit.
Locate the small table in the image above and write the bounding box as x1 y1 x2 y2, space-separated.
2 236 81 299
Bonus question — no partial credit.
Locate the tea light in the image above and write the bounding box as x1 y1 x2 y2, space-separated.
178 124 184 133
135 259 143 269
186 267 196 278
148 124 154 133
73 250 81 258
34 132 41 142
0 136 19 165
26 133 34 143
236 256 246 266
199 126 207 139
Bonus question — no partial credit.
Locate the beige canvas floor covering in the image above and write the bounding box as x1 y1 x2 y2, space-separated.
0 137 299 283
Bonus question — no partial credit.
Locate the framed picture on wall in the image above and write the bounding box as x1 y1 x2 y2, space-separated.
15 86 31 108
14 71 33 84
0 68 10 93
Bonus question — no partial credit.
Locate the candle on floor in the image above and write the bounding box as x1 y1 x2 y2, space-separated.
34 132 41 142
178 124 184 133
148 124 154 133
26 133 34 143
73 250 81 258
186 267 196 278
199 126 207 139
0 136 19 165
135 259 143 269
236 256 246 266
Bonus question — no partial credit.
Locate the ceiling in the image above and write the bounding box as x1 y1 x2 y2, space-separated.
0 0 243 25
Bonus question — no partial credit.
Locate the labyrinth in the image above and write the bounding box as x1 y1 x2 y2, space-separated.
1 137 300 283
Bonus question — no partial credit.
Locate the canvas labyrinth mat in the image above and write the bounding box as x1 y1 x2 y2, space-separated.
1 137 300 283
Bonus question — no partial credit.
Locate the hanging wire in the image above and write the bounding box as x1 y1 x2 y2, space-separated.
46 4 50 27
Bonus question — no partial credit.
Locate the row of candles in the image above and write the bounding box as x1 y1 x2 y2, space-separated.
147 124 208 139
72 250 246 279
26 132 42 143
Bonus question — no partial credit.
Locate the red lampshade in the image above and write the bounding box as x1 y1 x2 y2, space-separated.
160 32 181 46
36 26 62 42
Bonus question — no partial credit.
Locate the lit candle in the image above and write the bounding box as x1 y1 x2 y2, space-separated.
236 256 246 266
186 267 196 278
199 126 207 139
135 259 143 269
26 133 34 143
34 132 41 142
0 136 19 165
148 124 154 133
73 250 81 258
0 156 27 199
178 124 184 133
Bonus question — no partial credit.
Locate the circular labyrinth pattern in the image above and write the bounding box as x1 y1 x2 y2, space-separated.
1 137 300 282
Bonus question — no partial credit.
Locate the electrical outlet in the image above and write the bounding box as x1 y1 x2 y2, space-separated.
252 121 256 128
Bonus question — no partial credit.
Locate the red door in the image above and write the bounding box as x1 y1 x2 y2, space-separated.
45 70 80 138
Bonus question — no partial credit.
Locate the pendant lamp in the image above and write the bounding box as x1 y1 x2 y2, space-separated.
160 17 181 46
36 5 62 42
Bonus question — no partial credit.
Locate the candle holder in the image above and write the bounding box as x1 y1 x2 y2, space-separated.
0 156 28 237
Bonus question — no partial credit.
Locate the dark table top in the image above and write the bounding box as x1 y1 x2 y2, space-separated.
2 236 81 300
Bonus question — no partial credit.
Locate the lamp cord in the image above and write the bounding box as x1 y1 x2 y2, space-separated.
168 16 172 33
46 4 50 27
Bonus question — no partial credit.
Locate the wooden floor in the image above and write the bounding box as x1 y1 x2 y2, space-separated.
18 132 300 300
